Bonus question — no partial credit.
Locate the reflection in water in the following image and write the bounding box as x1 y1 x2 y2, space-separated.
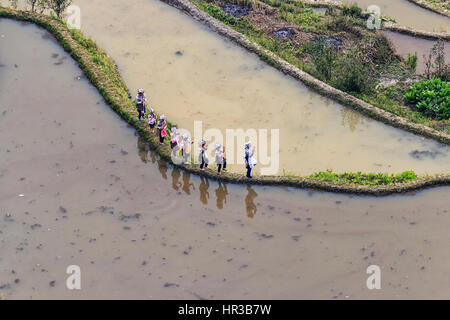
157 158 168 180
139 144 261 215
137 136 149 163
182 171 195 195
199 176 210 205
245 185 258 219
215 180 228 209
171 168 182 191
138 138 235 209
340 108 363 132
138 144 260 216
149 150 157 164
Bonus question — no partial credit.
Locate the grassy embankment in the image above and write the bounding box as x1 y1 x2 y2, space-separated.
407 0 450 18
310 170 418 186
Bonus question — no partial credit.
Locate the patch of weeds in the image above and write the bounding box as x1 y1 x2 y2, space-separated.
309 170 418 185
407 52 418 73
278 6 326 32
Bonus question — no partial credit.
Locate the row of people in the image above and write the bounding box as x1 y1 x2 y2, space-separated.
136 89 257 178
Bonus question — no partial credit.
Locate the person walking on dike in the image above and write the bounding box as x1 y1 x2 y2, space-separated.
148 108 156 133
198 140 209 171
157 115 167 145
215 143 227 175
136 88 147 122
170 127 180 158
181 133 193 165
244 141 256 179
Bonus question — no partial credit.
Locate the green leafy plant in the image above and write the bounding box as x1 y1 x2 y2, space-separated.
405 78 450 120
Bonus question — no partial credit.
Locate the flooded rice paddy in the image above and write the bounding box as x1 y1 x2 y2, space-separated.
384 31 450 74
1 19 450 300
17 0 446 176
341 0 450 33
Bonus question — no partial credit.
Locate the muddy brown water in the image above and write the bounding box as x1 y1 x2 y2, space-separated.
384 31 450 74
1 19 450 300
340 0 450 33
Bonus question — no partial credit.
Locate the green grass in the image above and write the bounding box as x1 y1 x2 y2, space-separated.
413 0 450 13
309 170 418 186
278 6 325 32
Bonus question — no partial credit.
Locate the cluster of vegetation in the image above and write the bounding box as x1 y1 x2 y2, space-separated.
278 7 324 32
200 2 249 26
303 38 380 94
7 0 72 17
423 39 450 81
406 52 418 72
255 0 306 10
341 2 363 18
405 78 450 120
309 170 418 186
403 40 450 121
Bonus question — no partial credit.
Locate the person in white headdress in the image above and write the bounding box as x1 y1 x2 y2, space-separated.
157 115 167 144
180 133 193 164
244 141 256 178
170 127 180 157
215 143 227 175
198 140 209 170
148 108 156 133
136 88 147 122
